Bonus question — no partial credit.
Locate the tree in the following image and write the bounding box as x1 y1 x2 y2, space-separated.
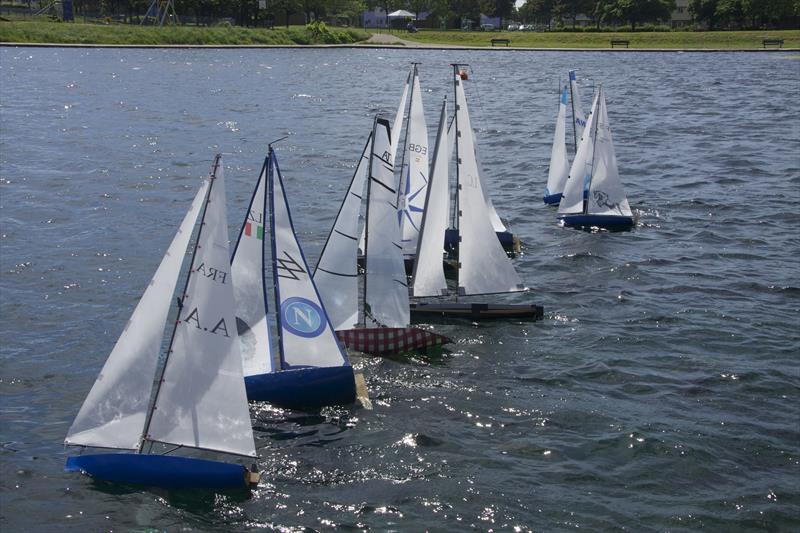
612 0 675 29
689 0 719 29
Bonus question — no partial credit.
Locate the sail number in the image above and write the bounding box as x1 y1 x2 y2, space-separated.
408 143 427 156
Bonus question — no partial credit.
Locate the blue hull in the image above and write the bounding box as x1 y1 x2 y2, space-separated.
560 214 634 229
245 366 356 410
444 228 515 250
65 454 249 490
543 192 562 205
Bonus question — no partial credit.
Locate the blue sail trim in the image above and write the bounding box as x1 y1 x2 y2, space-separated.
65 454 249 490
543 192 563 205
245 366 356 410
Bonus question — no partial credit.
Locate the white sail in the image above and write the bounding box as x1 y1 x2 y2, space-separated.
391 70 411 165
364 117 409 327
314 135 370 331
559 91 600 216
454 74 525 296
569 70 587 150
544 86 571 199
65 180 210 450
270 151 349 369
148 159 257 459
398 69 430 255
411 99 450 298
587 88 633 217
475 149 508 233
231 161 274 377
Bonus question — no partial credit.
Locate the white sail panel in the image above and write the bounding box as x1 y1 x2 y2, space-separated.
390 71 411 165
474 149 508 233
270 152 349 369
559 91 600 216
454 75 525 296
65 180 209 451
148 159 257 458
545 86 571 199
314 135 370 331
399 71 430 255
569 70 587 149
587 89 633 217
231 162 274 377
365 118 410 327
411 99 449 298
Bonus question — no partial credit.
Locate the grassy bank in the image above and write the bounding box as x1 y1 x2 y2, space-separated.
0 20 370 45
401 29 800 49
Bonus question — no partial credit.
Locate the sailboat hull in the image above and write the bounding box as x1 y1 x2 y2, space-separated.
543 192 563 205
410 302 543 321
65 454 250 490
560 214 634 229
336 327 451 357
245 366 356 410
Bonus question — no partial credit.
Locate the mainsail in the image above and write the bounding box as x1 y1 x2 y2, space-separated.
146 158 257 459
313 134 370 331
411 98 450 298
453 71 525 296
364 117 409 327
559 91 600 216
231 161 274 377
269 150 349 369
544 86 571 200
398 67 430 255
65 180 210 451
569 70 587 152
586 87 633 218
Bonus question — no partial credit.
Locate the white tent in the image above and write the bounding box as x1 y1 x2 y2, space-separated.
388 9 415 18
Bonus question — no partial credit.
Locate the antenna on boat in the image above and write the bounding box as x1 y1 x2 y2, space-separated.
268 136 289 148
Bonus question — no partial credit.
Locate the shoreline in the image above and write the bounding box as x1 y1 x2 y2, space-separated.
2 41 798 52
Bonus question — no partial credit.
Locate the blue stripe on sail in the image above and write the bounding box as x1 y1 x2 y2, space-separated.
569 70 577 81
561 87 568 105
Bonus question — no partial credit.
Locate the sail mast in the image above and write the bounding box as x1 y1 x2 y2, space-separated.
362 118 378 325
584 85 602 215
568 70 579 153
396 63 418 206
451 64 462 298
138 155 218 454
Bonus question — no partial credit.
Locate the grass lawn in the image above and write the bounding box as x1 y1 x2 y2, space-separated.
400 29 800 49
0 20 370 45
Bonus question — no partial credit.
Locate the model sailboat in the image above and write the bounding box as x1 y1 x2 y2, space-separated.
230 146 360 410
558 85 634 229
409 68 543 321
65 156 259 490
314 117 450 356
544 70 588 205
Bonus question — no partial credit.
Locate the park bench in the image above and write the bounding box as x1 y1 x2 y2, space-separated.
490 38 510 47
762 39 784 48
610 39 630 48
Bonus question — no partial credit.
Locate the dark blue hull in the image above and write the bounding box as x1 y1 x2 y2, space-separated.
543 192 563 205
65 454 250 490
444 228 515 250
560 214 634 229
245 366 356 410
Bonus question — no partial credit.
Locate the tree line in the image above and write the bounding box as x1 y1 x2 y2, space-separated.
64 0 800 29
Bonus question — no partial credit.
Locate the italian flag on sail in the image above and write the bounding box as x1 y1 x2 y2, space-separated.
245 222 264 240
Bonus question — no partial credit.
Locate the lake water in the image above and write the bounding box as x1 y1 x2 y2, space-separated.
1 46 798 531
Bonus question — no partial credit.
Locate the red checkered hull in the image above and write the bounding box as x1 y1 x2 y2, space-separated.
336 327 450 356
